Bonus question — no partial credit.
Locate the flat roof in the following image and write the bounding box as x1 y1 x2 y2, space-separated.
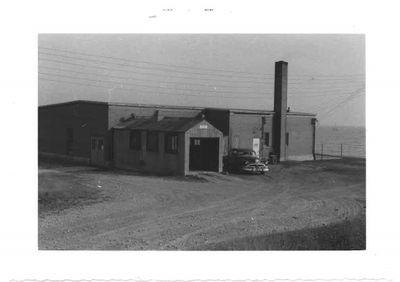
38 100 316 117
114 116 207 132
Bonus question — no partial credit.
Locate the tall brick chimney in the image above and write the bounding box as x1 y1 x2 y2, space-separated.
272 61 288 161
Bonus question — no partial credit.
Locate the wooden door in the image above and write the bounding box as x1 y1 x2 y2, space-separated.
91 137 105 166
189 138 202 170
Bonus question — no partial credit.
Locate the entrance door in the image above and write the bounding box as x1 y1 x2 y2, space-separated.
189 138 219 171
252 138 260 157
91 137 105 166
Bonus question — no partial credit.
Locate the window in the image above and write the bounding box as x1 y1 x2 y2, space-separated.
237 150 256 157
146 131 159 152
129 130 141 150
286 132 289 146
165 133 178 154
98 139 104 151
264 132 270 146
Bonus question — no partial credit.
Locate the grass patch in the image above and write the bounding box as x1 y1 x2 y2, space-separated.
197 215 366 250
38 172 110 216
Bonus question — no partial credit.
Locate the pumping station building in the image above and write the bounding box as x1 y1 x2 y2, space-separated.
39 61 317 175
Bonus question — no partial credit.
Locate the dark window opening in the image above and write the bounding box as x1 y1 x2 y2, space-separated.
98 139 104 151
146 131 159 152
129 130 141 150
286 132 289 146
264 132 270 146
165 133 178 154
91 139 96 150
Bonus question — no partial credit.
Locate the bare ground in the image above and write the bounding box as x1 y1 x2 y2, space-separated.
38 158 365 250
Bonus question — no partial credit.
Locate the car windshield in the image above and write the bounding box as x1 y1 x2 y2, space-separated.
236 150 256 156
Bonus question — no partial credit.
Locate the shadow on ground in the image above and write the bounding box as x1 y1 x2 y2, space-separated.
195 215 366 250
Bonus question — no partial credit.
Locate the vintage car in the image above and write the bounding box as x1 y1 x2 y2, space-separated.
223 148 269 174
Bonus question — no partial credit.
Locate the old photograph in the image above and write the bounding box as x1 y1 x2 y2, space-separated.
38 34 365 250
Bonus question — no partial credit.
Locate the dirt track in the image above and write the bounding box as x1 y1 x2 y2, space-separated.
38 159 365 250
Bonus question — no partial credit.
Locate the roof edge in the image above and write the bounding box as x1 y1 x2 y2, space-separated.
39 100 108 109
38 100 316 116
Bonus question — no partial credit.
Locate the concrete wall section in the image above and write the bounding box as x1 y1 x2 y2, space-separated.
229 113 274 159
38 102 109 162
286 116 314 160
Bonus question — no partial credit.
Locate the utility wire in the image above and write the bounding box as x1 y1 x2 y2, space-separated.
39 51 365 92
317 87 365 119
39 46 270 78
39 71 270 96
316 91 362 114
39 70 365 100
320 93 362 118
39 65 364 96
39 51 270 81
38 75 270 100
39 46 364 80
39 65 271 91
292 94 353 113
39 57 273 85
290 91 363 99
289 84 365 91
39 57 364 94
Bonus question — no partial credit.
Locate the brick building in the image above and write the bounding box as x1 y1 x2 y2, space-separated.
38 61 317 175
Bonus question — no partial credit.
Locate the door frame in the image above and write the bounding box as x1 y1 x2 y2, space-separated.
90 136 105 166
189 137 220 172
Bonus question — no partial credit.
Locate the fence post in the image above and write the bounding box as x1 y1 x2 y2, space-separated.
340 144 343 158
321 144 323 160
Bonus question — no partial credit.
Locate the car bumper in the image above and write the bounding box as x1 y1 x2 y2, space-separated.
241 165 269 173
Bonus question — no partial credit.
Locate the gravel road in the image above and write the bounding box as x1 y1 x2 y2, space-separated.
38 158 365 250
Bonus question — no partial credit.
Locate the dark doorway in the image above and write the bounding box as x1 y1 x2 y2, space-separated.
91 136 105 166
189 138 219 172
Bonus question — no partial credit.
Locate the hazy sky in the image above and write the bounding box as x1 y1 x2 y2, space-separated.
38 34 365 126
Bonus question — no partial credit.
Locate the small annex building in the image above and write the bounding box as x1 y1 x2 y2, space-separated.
113 116 223 175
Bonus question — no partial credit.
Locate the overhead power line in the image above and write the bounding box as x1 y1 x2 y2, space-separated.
288 76 365 82
317 87 365 119
39 47 365 104
39 58 364 94
309 94 355 112
39 57 273 85
39 70 364 99
38 75 270 99
39 51 270 82
39 46 271 78
39 65 272 91
39 71 271 96
288 73 365 78
289 91 365 98
39 46 365 81
288 84 365 93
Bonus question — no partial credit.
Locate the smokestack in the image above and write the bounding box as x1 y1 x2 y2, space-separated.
272 61 288 161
